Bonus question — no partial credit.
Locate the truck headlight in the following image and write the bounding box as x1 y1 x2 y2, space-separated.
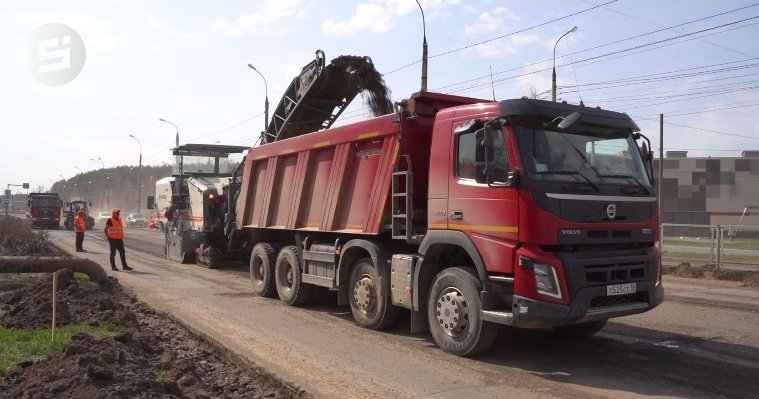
655 256 662 287
534 263 562 299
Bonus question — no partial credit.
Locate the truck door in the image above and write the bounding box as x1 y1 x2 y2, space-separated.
447 123 519 275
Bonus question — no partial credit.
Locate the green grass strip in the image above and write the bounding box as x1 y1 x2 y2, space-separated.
0 323 114 377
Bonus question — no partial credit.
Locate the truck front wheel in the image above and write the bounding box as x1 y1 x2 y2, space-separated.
275 246 312 306
427 267 497 356
250 243 277 297
348 258 399 330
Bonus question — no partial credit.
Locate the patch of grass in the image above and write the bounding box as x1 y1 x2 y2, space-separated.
154 368 167 379
74 272 90 282
0 323 114 377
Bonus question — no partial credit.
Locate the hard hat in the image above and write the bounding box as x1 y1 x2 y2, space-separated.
112 208 120 214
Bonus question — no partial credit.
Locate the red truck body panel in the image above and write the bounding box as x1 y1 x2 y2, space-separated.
236 91 491 236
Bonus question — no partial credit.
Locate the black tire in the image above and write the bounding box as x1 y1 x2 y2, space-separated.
348 258 399 330
179 247 194 264
552 319 608 336
250 243 277 297
275 246 313 306
427 267 497 357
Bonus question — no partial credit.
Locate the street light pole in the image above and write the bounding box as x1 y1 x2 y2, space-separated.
90 157 104 169
247 63 269 141
90 157 105 209
414 0 428 92
74 165 84 200
129 134 143 213
552 26 578 102
159 118 179 147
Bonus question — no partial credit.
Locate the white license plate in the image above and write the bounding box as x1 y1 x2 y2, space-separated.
606 283 636 296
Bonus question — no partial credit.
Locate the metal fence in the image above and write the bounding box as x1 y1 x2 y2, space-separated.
660 223 759 272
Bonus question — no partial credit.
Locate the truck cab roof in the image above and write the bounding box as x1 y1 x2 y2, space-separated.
171 144 249 178
171 144 250 157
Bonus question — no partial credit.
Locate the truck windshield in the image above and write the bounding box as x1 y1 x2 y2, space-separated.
30 198 60 207
173 154 242 176
515 123 652 189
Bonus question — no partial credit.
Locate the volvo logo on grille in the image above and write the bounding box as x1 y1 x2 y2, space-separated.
606 203 617 219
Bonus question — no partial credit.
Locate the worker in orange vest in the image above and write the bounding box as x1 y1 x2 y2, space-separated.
74 209 87 252
104 208 133 271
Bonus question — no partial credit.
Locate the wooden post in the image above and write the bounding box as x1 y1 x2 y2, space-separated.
51 271 57 341
716 225 722 273
710 227 716 264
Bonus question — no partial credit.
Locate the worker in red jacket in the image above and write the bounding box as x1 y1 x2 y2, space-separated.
74 209 87 252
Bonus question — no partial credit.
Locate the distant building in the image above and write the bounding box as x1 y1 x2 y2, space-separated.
653 150 759 227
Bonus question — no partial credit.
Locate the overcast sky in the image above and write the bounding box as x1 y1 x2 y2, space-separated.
1 0 758 193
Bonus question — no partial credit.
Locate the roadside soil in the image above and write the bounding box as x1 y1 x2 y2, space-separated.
0 271 311 399
665 262 759 288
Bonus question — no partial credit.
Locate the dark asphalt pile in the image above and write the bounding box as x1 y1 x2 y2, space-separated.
330 55 393 116
0 270 312 399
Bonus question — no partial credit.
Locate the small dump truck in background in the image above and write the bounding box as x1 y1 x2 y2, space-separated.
27 192 63 229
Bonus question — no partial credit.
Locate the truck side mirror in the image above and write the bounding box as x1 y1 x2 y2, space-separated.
147 196 155 210
507 169 520 187
474 126 498 184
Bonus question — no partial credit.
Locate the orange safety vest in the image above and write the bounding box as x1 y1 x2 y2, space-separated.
74 215 86 233
107 217 124 239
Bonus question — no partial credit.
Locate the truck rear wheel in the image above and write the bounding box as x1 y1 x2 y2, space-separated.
348 258 399 330
552 319 607 336
427 267 497 356
250 243 277 297
275 246 312 306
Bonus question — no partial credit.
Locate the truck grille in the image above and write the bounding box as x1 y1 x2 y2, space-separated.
590 291 648 309
585 261 647 284
556 248 655 302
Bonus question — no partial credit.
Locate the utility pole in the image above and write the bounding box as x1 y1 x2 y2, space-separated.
130 134 143 213
658 114 664 250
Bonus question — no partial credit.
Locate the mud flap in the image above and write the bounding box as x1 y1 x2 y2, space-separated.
196 244 222 269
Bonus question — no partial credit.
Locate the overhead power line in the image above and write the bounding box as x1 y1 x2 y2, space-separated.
385 0 620 75
634 116 759 140
634 100 759 118
434 4 759 92
582 0 758 59
444 17 759 96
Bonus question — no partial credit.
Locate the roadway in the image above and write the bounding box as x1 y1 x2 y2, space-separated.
47 227 759 399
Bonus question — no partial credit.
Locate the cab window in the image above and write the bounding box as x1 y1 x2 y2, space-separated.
457 128 510 182
456 132 476 180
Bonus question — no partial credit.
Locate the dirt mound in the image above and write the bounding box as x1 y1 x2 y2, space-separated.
0 217 63 256
1 271 129 330
664 262 759 288
1 271 311 399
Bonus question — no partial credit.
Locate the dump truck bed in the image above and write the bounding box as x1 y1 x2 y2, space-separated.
235 91 490 235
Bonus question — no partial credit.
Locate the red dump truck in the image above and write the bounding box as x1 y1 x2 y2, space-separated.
27 192 63 229
234 90 663 356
